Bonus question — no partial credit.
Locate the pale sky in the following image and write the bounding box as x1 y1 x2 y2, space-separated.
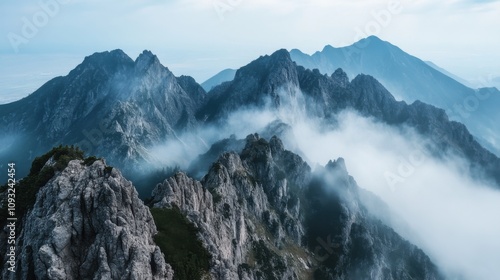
1 0 499 103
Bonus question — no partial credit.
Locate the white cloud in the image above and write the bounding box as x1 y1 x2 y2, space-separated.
149 104 500 279
288 110 500 280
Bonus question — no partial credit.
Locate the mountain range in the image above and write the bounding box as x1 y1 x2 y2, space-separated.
1 38 499 279
1 135 443 279
289 36 500 156
2 46 499 187
199 36 500 156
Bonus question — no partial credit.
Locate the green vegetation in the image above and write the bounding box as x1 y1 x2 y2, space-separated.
0 146 85 224
150 207 211 280
83 156 100 166
0 145 102 227
104 166 113 174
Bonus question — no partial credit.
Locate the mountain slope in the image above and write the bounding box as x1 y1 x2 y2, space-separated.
0 50 207 182
3 46 497 189
424 61 473 87
290 36 500 155
150 134 443 279
201 68 237 92
0 137 443 279
0 149 173 279
199 49 500 187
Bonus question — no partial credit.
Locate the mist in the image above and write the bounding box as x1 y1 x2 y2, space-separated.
147 108 278 169
290 110 500 280
146 99 500 279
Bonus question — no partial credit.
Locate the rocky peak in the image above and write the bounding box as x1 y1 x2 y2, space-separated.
326 157 348 174
234 49 299 89
176 75 207 106
364 35 385 44
331 68 350 88
134 50 164 73
2 158 173 280
321 44 335 53
151 135 313 279
348 73 400 118
72 49 134 76
149 134 443 279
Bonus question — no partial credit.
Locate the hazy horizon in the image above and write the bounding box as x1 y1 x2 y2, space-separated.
1 0 500 104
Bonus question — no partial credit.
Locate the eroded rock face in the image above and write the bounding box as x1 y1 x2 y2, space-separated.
151 134 443 280
2 159 173 280
152 134 313 279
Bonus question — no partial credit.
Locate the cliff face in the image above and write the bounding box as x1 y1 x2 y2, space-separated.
2 47 498 189
151 134 312 279
1 158 173 280
0 136 444 279
0 49 207 182
151 134 443 280
199 49 500 186
290 36 500 156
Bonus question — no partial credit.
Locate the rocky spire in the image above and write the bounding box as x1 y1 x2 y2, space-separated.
2 158 173 280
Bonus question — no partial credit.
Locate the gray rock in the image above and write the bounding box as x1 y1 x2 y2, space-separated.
152 134 313 279
2 159 173 280
151 134 444 280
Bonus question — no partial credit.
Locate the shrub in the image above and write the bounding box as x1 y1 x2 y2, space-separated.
150 207 211 280
0 145 96 228
84 156 99 166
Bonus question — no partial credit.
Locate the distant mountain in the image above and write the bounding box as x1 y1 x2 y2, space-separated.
0 50 207 180
1 45 498 279
199 49 500 186
151 134 443 279
290 36 500 156
424 61 473 87
201 68 237 92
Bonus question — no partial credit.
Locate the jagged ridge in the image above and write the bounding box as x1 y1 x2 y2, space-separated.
150 134 443 280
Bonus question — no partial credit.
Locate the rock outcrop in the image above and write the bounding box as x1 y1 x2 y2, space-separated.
0 49 207 182
1 47 499 189
152 134 312 279
1 158 172 280
199 49 500 186
151 134 444 280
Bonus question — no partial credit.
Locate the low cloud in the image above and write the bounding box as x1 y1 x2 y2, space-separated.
147 107 277 169
147 103 500 279
290 110 500 280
